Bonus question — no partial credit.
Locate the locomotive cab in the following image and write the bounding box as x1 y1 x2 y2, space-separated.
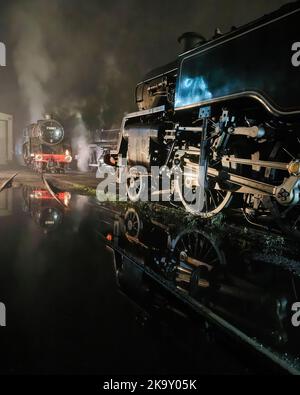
135 60 178 111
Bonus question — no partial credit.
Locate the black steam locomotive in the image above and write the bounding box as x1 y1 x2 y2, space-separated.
23 117 72 173
100 1 300 236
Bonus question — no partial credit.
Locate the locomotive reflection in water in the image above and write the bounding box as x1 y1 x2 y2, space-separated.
95 2 300 240
22 186 71 232
22 116 72 174
91 201 300 373
0 175 299 372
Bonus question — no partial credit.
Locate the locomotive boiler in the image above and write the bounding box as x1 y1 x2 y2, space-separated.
23 117 72 173
100 1 300 237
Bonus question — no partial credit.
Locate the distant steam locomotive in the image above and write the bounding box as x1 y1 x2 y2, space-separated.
23 117 72 173
99 1 300 237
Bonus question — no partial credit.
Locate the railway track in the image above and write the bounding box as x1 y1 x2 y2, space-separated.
0 173 18 192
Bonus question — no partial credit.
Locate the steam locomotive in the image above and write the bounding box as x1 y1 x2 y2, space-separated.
100 1 300 236
23 117 72 173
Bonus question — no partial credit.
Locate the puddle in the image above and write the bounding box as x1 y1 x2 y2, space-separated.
0 185 299 374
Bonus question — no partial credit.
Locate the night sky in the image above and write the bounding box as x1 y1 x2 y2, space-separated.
0 0 290 136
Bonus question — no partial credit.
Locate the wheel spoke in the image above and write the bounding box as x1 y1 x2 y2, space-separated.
205 194 208 213
210 190 217 209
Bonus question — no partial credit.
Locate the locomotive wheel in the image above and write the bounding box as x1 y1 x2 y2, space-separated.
174 172 232 218
124 208 142 239
36 162 46 174
171 230 225 298
126 167 147 203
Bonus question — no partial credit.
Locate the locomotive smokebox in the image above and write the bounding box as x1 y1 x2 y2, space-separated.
178 32 206 52
25 119 65 146
37 119 65 146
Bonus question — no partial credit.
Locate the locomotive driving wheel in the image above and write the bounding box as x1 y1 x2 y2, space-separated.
174 156 232 218
124 208 142 239
171 229 225 298
126 167 147 203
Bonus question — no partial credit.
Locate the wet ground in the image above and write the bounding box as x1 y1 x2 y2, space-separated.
0 167 99 190
0 166 300 375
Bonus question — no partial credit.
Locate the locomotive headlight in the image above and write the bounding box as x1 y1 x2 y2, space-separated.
65 149 72 162
64 192 71 207
65 154 72 163
288 160 300 176
35 154 43 162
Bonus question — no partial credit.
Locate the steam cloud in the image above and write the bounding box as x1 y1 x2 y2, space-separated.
4 0 289 142
76 136 90 172
12 3 55 122
72 117 91 172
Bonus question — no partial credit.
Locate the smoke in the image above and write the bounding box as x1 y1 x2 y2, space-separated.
72 116 91 172
14 136 24 165
75 135 90 172
6 0 289 138
12 3 55 122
